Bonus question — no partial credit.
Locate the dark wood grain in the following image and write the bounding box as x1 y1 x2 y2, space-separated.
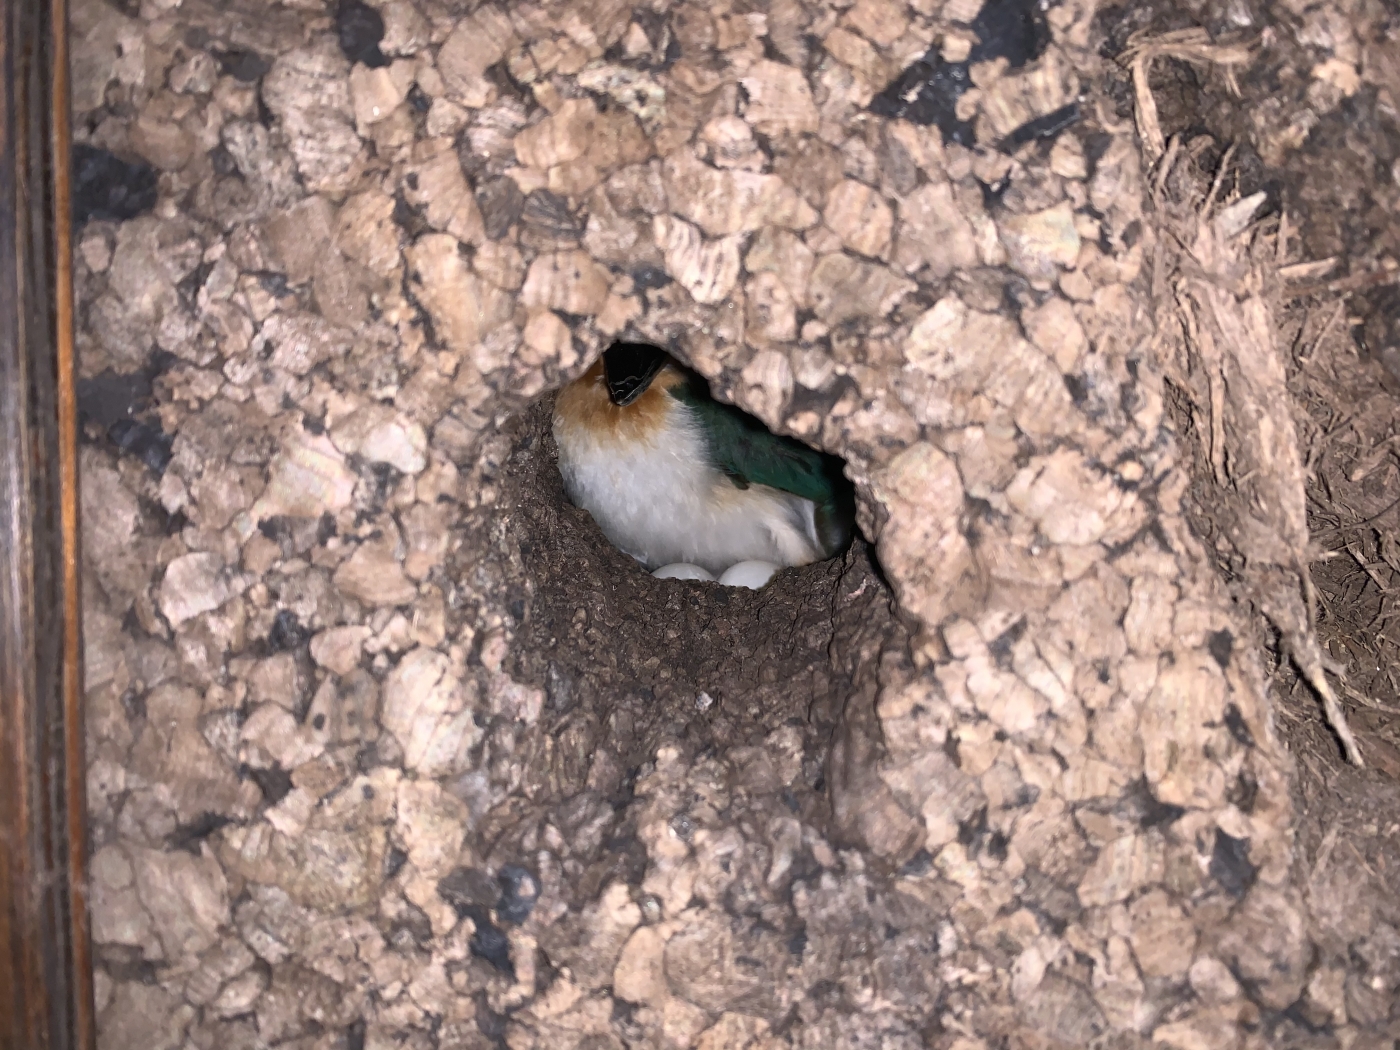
0 0 96 1048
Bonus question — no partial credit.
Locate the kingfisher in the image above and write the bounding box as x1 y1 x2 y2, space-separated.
553 342 855 577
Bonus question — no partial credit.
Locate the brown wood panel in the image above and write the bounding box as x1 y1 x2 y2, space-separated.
0 0 95 1048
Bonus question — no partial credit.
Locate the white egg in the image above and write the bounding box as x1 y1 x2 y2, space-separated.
718 560 779 589
652 562 715 581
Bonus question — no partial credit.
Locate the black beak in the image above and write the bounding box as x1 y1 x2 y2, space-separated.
603 343 668 407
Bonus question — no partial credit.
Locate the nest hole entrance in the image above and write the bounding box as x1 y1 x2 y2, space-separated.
458 371 908 821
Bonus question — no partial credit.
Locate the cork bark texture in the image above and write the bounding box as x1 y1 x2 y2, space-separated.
72 0 1400 1047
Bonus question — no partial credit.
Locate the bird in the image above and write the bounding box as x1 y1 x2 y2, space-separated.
552 342 855 577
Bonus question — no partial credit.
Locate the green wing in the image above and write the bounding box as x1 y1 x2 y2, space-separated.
669 376 855 554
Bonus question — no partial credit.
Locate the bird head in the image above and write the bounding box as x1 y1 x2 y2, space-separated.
603 343 668 406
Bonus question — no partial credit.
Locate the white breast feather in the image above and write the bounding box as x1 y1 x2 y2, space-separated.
554 403 822 575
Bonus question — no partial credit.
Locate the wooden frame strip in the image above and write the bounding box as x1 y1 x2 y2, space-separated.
0 0 96 1047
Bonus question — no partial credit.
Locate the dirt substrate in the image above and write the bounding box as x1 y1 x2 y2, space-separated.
72 0 1400 1047
1098 2 1400 1035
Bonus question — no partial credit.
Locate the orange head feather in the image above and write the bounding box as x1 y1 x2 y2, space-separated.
554 359 685 449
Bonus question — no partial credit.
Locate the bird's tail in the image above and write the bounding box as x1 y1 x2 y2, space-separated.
778 481 855 566
814 489 856 559
811 452 856 559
